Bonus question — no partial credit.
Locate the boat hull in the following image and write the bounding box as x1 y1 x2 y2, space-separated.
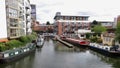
62 38 89 48
0 43 36 63
89 45 120 57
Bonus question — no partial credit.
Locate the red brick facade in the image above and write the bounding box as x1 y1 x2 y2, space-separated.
32 21 54 32
54 12 90 35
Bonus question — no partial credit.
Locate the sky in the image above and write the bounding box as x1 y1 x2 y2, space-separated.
30 0 120 23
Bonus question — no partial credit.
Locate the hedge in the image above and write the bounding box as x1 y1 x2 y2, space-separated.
5 40 23 49
0 34 37 52
0 43 8 51
19 35 37 44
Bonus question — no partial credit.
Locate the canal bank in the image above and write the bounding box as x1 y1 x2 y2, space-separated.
0 39 120 68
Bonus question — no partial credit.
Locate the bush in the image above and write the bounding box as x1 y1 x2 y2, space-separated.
0 34 37 51
27 35 36 42
19 36 30 44
0 43 8 51
6 40 23 49
90 36 98 42
29 35 37 40
86 33 91 39
96 38 102 43
19 34 37 44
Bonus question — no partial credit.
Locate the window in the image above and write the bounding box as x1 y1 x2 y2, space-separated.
81 35 85 37
10 18 18 27
8 8 18 18
10 29 17 36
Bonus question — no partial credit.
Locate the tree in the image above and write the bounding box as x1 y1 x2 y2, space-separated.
115 22 120 42
46 21 50 25
93 25 106 33
91 20 99 28
92 20 98 25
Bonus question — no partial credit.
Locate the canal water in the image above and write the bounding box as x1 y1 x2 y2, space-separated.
0 39 120 68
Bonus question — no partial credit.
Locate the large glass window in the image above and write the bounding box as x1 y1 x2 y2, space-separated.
10 29 17 36
10 18 18 27
8 8 18 18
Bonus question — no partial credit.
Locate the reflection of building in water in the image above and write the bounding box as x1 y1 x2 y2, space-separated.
54 42 87 52
89 50 120 68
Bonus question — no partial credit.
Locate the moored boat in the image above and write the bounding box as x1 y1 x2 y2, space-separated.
36 36 44 48
61 36 90 47
0 43 36 63
89 43 120 57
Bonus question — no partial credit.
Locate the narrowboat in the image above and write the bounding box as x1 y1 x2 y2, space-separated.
89 43 120 57
61 37 90 47
0 43 36 63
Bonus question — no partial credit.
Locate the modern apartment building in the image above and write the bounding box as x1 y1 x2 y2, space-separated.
96 21 114 29
24 0 32 35
31 4 36 21
54 12 91 35
0 0 8 42
0 0 32 42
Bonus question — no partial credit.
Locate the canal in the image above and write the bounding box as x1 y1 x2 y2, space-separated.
0 39 120 68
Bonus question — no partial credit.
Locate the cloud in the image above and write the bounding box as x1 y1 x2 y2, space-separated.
30 0 120 23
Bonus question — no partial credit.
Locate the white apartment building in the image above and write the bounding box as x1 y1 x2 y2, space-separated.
0 0 8 42
24 0 32 35
0 0 32 42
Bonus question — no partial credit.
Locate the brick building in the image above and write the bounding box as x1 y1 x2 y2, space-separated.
32 21 54 33
54 12 91 35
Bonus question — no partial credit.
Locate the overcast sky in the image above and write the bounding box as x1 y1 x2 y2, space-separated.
30 0 120 23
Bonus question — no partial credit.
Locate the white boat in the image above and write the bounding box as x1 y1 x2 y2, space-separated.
36 35 44 48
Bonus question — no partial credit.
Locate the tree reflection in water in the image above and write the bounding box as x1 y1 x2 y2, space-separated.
89 50 120 68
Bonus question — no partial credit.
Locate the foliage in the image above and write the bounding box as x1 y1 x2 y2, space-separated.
93 25 106 33
91 20 98 28
19 34 37 44
0 34 37 52
46 21 50 25
90 36 98 42
0 43 8 51
6 40 23 49
86 33 91 39
27 35 37 41
32 31 37 36
92 20 98 25
96 38 102 43
115 22 120 42
19 36 30 44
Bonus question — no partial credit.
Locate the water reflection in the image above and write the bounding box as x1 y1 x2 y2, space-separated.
54 42 87 52
90 50 120 68
0 52 35 68
1 39 120 68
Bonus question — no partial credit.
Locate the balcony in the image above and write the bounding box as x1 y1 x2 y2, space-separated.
27 16 31 22
27 22 31 28
26 9 31 14
10 22 18 27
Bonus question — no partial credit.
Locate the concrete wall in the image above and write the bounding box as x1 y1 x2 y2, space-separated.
0 0 7 39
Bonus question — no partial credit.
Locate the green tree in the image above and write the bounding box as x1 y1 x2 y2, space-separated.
92 20 98 25
115 22 120 42
46 21 50 25
93 25 106 33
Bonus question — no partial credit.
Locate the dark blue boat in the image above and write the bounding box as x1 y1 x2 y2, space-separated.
89 43 120 57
